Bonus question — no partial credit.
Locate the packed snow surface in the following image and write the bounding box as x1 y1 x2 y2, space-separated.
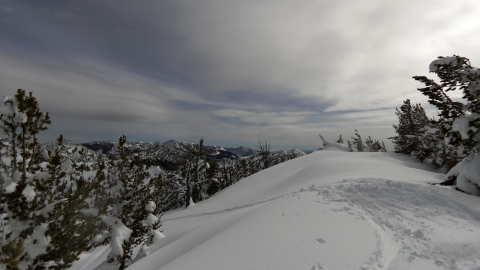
73 144 480 270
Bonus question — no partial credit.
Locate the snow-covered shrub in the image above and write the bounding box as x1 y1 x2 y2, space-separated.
444 152 480 195
351 130 365 152
320 131 385 153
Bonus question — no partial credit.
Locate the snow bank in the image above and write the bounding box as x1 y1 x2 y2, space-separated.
446 152 480 195
451 114 478 140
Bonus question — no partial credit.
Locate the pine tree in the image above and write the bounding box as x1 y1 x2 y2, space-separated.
318 134 329 147
205 156 220 196
157 172 186 212
257 140 271 170
178 139 217 207
237 158 249 180
35 138 107 269
0 90 105 270
390 99 432 157
413 55 480 191
103 135 163 270
381 142 387 152
351 130 365 152
0 238 23 270
413 56 480 156
288 149 298 160
336 135 343 144
347 140 353 152
364 136 383 152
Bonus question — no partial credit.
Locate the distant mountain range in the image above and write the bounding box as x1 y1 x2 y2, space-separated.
1 137 310 172
79 139 308 171
80 140 309 158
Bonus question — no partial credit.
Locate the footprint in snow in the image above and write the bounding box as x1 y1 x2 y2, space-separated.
315 238 326 244
310 263 323 269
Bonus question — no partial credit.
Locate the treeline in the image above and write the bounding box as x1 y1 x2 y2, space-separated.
0 89 303 270
156 140 302 211
390 55 480 195
319 132 387 153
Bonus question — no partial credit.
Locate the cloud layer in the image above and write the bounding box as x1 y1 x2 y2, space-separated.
1 0 480 149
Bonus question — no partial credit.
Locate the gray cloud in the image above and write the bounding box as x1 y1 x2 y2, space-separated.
1 0 480 150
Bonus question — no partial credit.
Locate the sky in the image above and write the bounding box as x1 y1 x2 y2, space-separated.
1 0 480 150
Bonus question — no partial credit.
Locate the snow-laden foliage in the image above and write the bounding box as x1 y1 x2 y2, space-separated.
325 131 386 153
0 90 105 270
100 135 163 270
391 100 429 156
408 55 480 194
0 90 167 270
444 152 480 195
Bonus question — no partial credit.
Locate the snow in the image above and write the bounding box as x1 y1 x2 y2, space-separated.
446 152 480 196
4 182 17 193
72 146 480 270
146 201 156 212
36 199 67 218
429 56 458 72
150 230 165 242
102 217 132 258
187 198 196 208
145 213 158 226
24 224 50 259
451 114 477 140
80 208 99 216
61 158 73 172
147 166 162 177
22 185 36 202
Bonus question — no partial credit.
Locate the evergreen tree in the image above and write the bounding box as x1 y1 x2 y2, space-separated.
177 139 217 207
351 129 365 152
413 56 480 156
236 158 249 180
288 149 299 160
413 55 480 191
391 99 429 155
336 135 343 144
0 238 23 270
364 136 384 152
318 134 329 147
257 140 271 170
157 172 186 212
347 140 353 152
103 135 163 270
205 161 220 195
0 90 105 270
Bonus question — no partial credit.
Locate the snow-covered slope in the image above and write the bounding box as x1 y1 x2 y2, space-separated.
74 144 480 270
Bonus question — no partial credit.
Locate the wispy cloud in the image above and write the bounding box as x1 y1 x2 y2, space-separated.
214 110 314 125
1 0 480 149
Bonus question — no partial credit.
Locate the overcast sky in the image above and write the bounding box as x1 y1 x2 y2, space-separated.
1 0 480 150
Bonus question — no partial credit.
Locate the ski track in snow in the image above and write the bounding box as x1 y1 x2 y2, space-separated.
314 178 480 270
162 191 302 221
164 178 480 270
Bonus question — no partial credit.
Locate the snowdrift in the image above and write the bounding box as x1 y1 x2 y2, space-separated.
74 145 480 270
